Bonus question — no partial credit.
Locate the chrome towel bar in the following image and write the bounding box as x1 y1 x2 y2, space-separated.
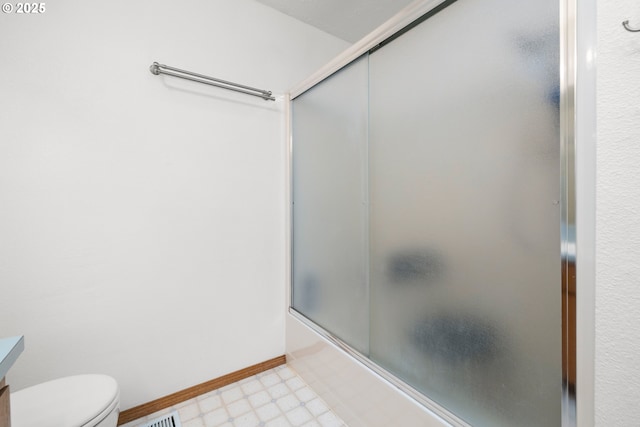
149 62 275 101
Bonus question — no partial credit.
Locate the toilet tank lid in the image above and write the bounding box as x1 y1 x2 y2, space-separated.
11 374 119 427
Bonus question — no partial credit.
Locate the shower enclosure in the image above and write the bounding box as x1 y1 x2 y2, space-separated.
289 0 575 425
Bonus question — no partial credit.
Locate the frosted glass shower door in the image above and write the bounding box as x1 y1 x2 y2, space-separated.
368 0 561 425
292 55 369 353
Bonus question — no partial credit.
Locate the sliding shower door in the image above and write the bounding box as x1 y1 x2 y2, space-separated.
291 55 370 354
291 0 561 424
368 0 560 425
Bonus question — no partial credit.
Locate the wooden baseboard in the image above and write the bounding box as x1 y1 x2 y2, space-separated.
118 355 286 425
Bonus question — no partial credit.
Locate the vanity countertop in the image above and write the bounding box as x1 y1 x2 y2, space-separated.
0 336 24 380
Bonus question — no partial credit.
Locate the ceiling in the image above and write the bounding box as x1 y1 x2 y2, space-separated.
254 0 416 43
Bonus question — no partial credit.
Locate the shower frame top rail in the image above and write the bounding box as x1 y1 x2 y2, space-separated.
149 62 276 101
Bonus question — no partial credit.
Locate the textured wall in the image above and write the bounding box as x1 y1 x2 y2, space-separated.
596 0 640 424
0 0 348 409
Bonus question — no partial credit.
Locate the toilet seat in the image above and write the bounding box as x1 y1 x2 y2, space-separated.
11 374 120 427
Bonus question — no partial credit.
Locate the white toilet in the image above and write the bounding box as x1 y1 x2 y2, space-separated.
10 374 120 427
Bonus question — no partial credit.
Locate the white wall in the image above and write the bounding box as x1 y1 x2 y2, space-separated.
0 0 348 409
596 0 640 425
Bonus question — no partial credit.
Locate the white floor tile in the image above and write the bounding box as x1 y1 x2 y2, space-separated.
234 411 261 427
285 377 305 391
248 390 272 408
268 383 290 400
241 379 264 395
123 365 347 427
221 386 244 404
285 406 313 426
305 398 329 417
277 367 296 380
183 418 206 427
199 394 223 413
265 415 293 427
294 387 316 403
255 402 281 422
228 399 252 417
179 403 202 422
204 407 230 427
260 373 282 388
276 394 300 413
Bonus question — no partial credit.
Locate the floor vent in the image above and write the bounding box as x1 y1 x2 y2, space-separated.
139 410 182 427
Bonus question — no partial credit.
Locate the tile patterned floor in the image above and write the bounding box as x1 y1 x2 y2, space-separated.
120 364 348 427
